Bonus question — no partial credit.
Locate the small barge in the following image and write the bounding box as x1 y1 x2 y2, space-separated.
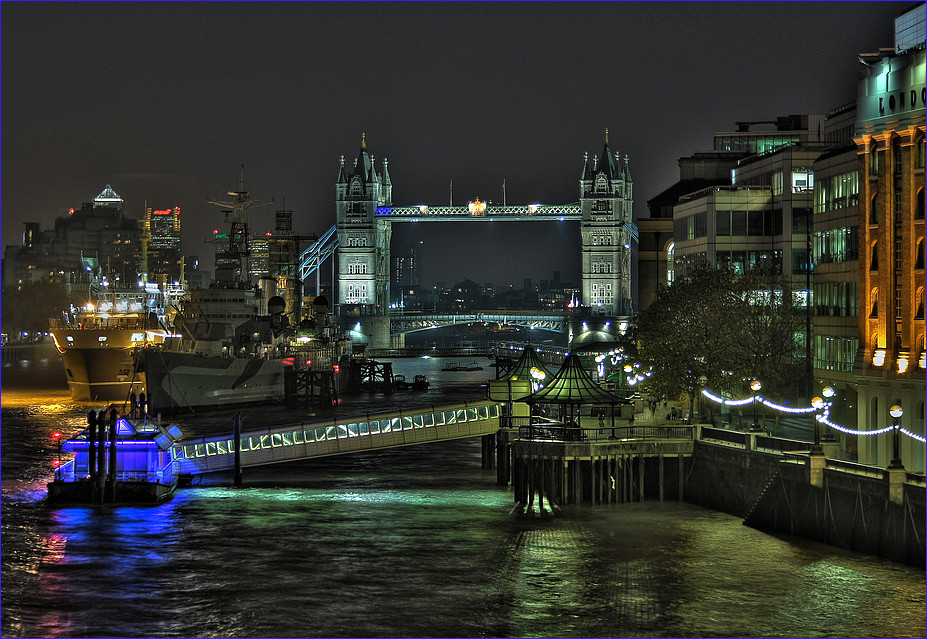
441 362 483 372
47 409 184 504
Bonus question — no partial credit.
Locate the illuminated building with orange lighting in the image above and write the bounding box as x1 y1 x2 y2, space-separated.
853 5 925 469
141 206 182 285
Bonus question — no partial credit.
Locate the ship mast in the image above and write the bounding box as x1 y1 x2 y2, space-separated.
207 165 269 288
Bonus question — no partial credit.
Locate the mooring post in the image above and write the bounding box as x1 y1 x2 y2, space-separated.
96 410 107 503
107 407 118 503
233 412 243 487
87 410 97 485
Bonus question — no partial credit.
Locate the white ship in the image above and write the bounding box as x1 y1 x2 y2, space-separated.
49 283 178 402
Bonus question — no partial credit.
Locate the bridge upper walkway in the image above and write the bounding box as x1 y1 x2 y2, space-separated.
176 399 502 475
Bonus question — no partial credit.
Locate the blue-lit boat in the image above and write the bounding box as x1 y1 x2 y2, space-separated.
46 413 184 504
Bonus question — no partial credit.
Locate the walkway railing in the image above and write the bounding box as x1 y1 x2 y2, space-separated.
176 399 502 475
54 457 178 486
517 423 694 442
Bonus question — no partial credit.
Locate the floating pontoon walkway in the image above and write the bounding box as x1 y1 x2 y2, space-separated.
176 399 502 475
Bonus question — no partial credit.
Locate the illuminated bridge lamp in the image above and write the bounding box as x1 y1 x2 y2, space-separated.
872 349 886 367
897 357 908 374
889 400 904 469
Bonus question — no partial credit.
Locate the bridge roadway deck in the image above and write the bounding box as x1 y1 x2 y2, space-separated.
175 399 502 475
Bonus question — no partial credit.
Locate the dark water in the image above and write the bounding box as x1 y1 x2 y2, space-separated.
2 358 925 638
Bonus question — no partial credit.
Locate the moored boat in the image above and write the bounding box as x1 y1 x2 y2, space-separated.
134 180 353 414
46 409 183 504
49 283 180 402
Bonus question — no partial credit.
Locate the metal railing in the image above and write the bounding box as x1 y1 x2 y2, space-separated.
517 423 694 442
53 458 178 485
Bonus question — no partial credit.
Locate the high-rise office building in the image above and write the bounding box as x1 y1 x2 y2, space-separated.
142 206 182 284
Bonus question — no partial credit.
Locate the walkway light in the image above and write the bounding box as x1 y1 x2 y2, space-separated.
889 400 904 469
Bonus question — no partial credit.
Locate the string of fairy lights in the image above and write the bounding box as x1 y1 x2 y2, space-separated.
700 388 926 444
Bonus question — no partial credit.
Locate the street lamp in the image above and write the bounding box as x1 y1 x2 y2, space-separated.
889 400 904 469
698 375 708 423
821 385 836 441
749 380 762 432
811 395 824 453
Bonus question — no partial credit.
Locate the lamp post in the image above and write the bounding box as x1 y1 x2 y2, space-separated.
750 380 762 432
698 375 708 423
821 385 836 442
810 395 824 454
888 400 904 469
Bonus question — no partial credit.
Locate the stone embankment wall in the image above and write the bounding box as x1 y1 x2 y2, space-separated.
685 441 925 567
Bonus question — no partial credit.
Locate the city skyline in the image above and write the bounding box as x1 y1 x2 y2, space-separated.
1 2 909 284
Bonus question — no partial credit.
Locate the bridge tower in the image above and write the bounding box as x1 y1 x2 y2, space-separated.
335 133 392 316
579 130 634 318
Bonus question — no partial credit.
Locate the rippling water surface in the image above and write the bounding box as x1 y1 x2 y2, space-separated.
2 359 924 638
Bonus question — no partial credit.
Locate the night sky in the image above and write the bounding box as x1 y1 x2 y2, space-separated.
1 2 908 286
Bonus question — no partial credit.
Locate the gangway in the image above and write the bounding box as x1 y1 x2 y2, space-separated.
176 399 502 475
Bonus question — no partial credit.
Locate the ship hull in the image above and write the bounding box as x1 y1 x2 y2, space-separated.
51 328 146 402
140 350 288 412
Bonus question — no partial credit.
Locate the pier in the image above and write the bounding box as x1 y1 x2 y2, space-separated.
175 399 502 475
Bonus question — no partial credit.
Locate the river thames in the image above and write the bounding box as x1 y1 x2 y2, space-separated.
2 356 924 638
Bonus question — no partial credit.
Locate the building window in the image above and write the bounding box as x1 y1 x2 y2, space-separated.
792 169 813 193
916 239 925 271
666 242 675 285
870 288 878 318
916 133 925 170
869 141 880 175
869 193 879 225
870 241 879 271
916 188 925 220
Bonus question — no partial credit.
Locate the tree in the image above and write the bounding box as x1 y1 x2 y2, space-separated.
637 264 809 418
1 281 70 339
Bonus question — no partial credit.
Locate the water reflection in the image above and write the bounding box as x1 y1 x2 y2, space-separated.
2 371 925 638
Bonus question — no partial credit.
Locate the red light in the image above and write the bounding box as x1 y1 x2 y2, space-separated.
305 359 312 367
52 459 61 468
213 229 219 234
333 364 340 373
266 232 272 236
51 431 62 440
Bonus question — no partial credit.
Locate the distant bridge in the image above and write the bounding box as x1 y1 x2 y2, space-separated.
389 311 569 335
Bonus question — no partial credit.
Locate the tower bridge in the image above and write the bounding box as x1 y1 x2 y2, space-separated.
323 132 638 350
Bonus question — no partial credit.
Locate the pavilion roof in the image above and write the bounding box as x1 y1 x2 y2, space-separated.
498 347 553 384
524 352 627 405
